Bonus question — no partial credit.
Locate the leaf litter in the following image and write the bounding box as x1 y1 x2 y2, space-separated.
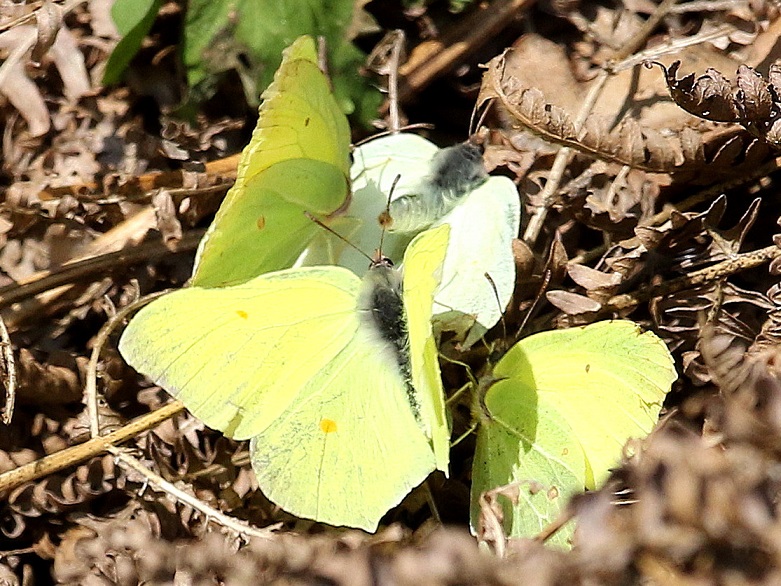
3 0 781 583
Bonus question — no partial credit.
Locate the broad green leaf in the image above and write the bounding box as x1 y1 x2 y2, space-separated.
103 0 162 85
471 320 676 546
182 0 380 125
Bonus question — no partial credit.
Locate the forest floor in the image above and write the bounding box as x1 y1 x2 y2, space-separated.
2 0 781 584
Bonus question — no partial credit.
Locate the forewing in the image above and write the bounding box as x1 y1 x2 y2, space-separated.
119 267 360 440
432 175 520 347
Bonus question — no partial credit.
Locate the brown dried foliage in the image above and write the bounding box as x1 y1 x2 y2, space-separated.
661 60 781 146
4 0 781 584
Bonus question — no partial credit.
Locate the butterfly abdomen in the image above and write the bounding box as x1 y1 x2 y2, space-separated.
359 265 420 418
387 142 488 233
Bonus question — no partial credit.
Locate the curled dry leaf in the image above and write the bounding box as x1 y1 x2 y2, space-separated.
475 481 520 556
479 49 707 174
30 0 62 65
660 59 781 146
546 289 602 316
151 190 183 249
567 263 622 293
0 21 89 137
52 508 513 586
15 349 81 406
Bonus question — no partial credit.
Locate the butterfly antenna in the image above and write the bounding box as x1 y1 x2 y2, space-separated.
515 268 551 342
303 211 374 264
484 272 508 342
377 174 402 258
515 235 565 341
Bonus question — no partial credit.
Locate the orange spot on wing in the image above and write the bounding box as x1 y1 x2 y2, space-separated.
236 310 248 319
256 215 266 230
319 418 338 433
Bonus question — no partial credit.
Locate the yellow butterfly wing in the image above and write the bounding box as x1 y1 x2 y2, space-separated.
191 36 351 287
120 227 451 530
120 267 361 439
404 224 451 472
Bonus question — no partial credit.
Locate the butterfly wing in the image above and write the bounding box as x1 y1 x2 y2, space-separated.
344 133 521 346
431 175 520 347
249 225 451 530
120 250 449 530
249 326 436 531
119 267 362 440
402 224 451 473
191 36 352 287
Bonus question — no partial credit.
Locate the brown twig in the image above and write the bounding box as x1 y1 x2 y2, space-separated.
523 0 679 245
396 0 533 104
602 244 781 313
38 154 240 201
0 230 204 312
0 400 185 495
86 289 170 437
107 445 279 539
0 315 15 425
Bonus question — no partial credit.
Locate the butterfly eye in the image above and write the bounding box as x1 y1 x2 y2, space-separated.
368 255 394 270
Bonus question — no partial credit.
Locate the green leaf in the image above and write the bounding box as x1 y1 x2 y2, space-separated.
471 320 677 547
103 0 162 85
182 0 380 125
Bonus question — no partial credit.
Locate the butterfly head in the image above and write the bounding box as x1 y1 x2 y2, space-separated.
369 250 394 271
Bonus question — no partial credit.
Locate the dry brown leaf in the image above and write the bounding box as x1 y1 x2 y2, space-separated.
546 290 602 315
0 23 90 137
660 59 781 146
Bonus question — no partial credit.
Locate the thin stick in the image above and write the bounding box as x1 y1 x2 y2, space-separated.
602 244 781 313
522 0 678 245
86 290 170 437
387 30 404 133
108 446 278 539
397 0 533 103
422 481 442 525
0 0 85 33
0 401 185 495
522 74 608 244
533 505 574 543
0 230 204 311
0 315 15 424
